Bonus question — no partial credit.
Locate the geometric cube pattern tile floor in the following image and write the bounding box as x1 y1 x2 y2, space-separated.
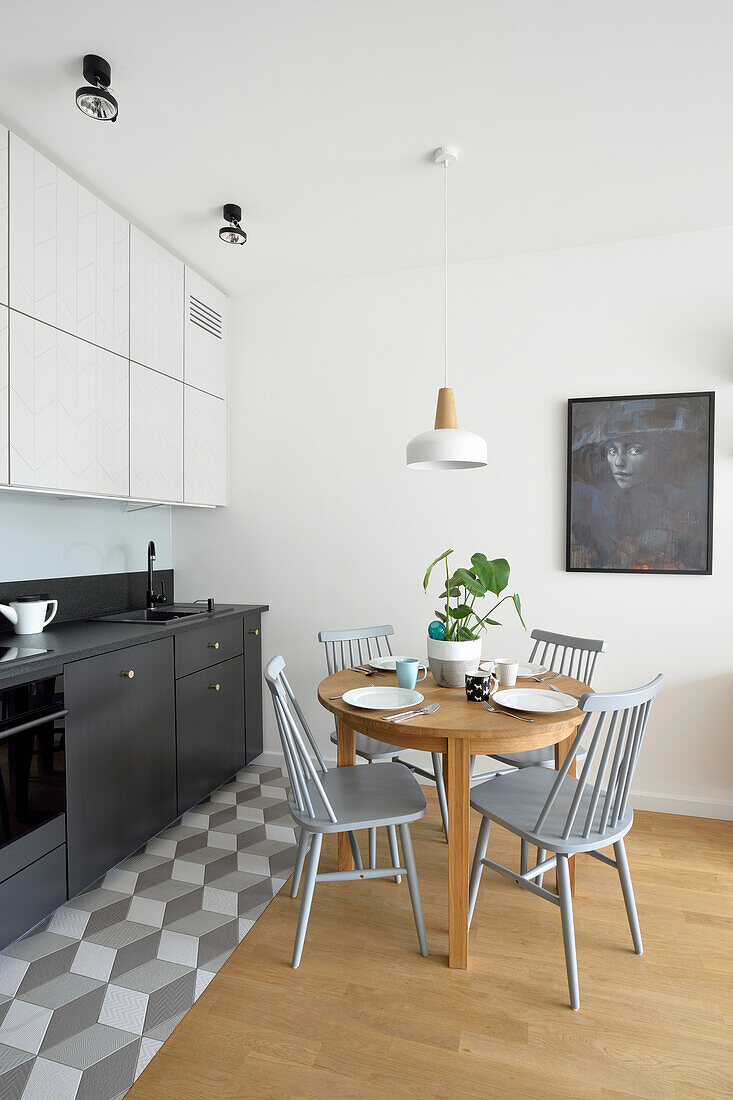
0 765 296 1100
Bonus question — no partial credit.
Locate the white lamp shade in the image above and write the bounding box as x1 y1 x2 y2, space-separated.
406 427 488 470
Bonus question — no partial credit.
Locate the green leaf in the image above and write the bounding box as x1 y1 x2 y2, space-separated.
449 604 473 619
471 554 510 596
512 592 526 628
456 624 477 640
433 610 447 623
450 568 486 597
423 549 453 592
438 587 461 599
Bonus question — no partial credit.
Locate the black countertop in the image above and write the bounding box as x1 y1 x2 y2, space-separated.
0 603 269 687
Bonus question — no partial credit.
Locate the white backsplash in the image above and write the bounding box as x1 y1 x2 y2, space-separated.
0 491 171 581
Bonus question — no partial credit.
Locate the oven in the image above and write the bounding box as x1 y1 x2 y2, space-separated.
0 671 69 946
0 673 67 847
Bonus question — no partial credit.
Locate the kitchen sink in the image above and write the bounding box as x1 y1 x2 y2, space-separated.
93 608 205 624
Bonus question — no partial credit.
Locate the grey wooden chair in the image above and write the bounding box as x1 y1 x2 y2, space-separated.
486 629 607 771
471 629 607 879
319 625 450 862
468 673 664 1010
264 654 429 968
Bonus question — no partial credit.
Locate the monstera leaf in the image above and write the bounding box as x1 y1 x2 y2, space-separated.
470 554 510 596
423 549 452 592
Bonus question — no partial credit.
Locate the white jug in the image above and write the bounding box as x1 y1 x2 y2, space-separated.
0 596 58 635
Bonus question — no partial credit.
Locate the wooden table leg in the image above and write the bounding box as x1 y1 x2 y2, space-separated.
336 716 355 871
555 731 577 895
446 738 470 968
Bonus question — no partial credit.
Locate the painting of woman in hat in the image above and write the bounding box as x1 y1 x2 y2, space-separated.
567 393 714 573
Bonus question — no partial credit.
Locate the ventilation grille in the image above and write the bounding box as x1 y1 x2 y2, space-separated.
189 294 222 339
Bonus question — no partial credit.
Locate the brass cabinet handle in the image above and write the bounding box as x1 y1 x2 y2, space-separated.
120 670 135 679
207 642 220 649
208 683 221 691
248 628 259 636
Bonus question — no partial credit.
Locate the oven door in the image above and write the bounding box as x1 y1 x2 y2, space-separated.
0 675 67 851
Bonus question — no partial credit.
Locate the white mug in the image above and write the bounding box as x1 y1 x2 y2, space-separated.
494 657 519 687
0 597 59 636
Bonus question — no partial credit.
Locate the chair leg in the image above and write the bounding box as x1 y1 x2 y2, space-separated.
520 839 529 876
367 756 374 866
536 847 547 889
398 823 428 956
432 752 449 843
290 827 309 898
348 831 363 871
292 832 323 969
387 824 402 884
469 816 491 927
557 854 580 1010
614 839 643 955
470 755 476 774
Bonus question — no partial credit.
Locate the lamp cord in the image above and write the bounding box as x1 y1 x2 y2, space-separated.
444 160 448 390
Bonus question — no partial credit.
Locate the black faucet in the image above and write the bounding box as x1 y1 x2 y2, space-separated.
146 541 167 610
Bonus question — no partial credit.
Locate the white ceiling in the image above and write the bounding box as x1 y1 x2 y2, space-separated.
1 0 732 296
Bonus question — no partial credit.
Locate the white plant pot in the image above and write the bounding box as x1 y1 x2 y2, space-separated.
426 636 482 688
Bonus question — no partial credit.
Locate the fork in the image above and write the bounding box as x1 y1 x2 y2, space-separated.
386 702 440 723
548 682 582 700
532 672 559 683
483 700 534 723
350 665 384 677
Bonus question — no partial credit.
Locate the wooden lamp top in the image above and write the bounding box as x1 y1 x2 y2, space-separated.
434 387 459 430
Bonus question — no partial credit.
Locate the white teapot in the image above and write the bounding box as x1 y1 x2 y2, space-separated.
0 596 58 635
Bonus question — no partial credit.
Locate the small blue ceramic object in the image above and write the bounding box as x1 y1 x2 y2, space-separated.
428 620 446 640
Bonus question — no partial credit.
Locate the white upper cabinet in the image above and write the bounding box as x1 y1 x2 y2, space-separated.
0 125 8 305
129 362 183 502
0 306 8 484
2 129 227 507
130 227 184 380
9 311 129 495
9 134 129 356
184 386 226 506
184 267 228 399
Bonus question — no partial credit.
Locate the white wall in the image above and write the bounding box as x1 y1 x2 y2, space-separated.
1 492 172 580
172 226 732 818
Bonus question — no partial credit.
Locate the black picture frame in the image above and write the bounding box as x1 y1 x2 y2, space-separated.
566 391 714 575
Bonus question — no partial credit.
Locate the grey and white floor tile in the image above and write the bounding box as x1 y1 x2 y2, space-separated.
0 765 295 1099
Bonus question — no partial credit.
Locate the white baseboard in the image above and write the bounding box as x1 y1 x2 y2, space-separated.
257 749 732 821
630 792 733 820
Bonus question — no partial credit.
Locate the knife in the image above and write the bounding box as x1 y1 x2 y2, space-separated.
386 702 439 723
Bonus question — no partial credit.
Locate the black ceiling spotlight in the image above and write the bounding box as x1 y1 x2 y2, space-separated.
219 204 247 245
75 54 118 122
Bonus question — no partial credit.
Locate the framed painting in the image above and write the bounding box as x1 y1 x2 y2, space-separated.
566 392 714 574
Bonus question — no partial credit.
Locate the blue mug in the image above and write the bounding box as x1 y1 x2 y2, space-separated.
395 657 427 691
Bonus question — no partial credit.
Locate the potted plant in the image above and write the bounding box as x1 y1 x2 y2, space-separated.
423 549 525 687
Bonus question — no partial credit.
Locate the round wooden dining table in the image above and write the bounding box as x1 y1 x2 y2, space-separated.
318 667 591 969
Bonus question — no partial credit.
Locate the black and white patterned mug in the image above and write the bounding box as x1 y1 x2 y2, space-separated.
465 670 493 702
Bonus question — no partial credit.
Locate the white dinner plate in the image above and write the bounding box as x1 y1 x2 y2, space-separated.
481 661 548 678
517 662 549 678
368 656 427 672
341 686 424 711
492 688 577 714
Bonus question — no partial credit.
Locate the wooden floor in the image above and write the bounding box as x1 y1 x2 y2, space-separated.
129 792 733 1099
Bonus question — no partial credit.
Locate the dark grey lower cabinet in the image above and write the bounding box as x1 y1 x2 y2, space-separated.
243 612 263 763
0 845 67 947
176 655 245 814
65 637 177 896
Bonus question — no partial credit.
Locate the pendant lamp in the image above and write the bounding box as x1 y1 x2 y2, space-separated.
406 147 487 470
